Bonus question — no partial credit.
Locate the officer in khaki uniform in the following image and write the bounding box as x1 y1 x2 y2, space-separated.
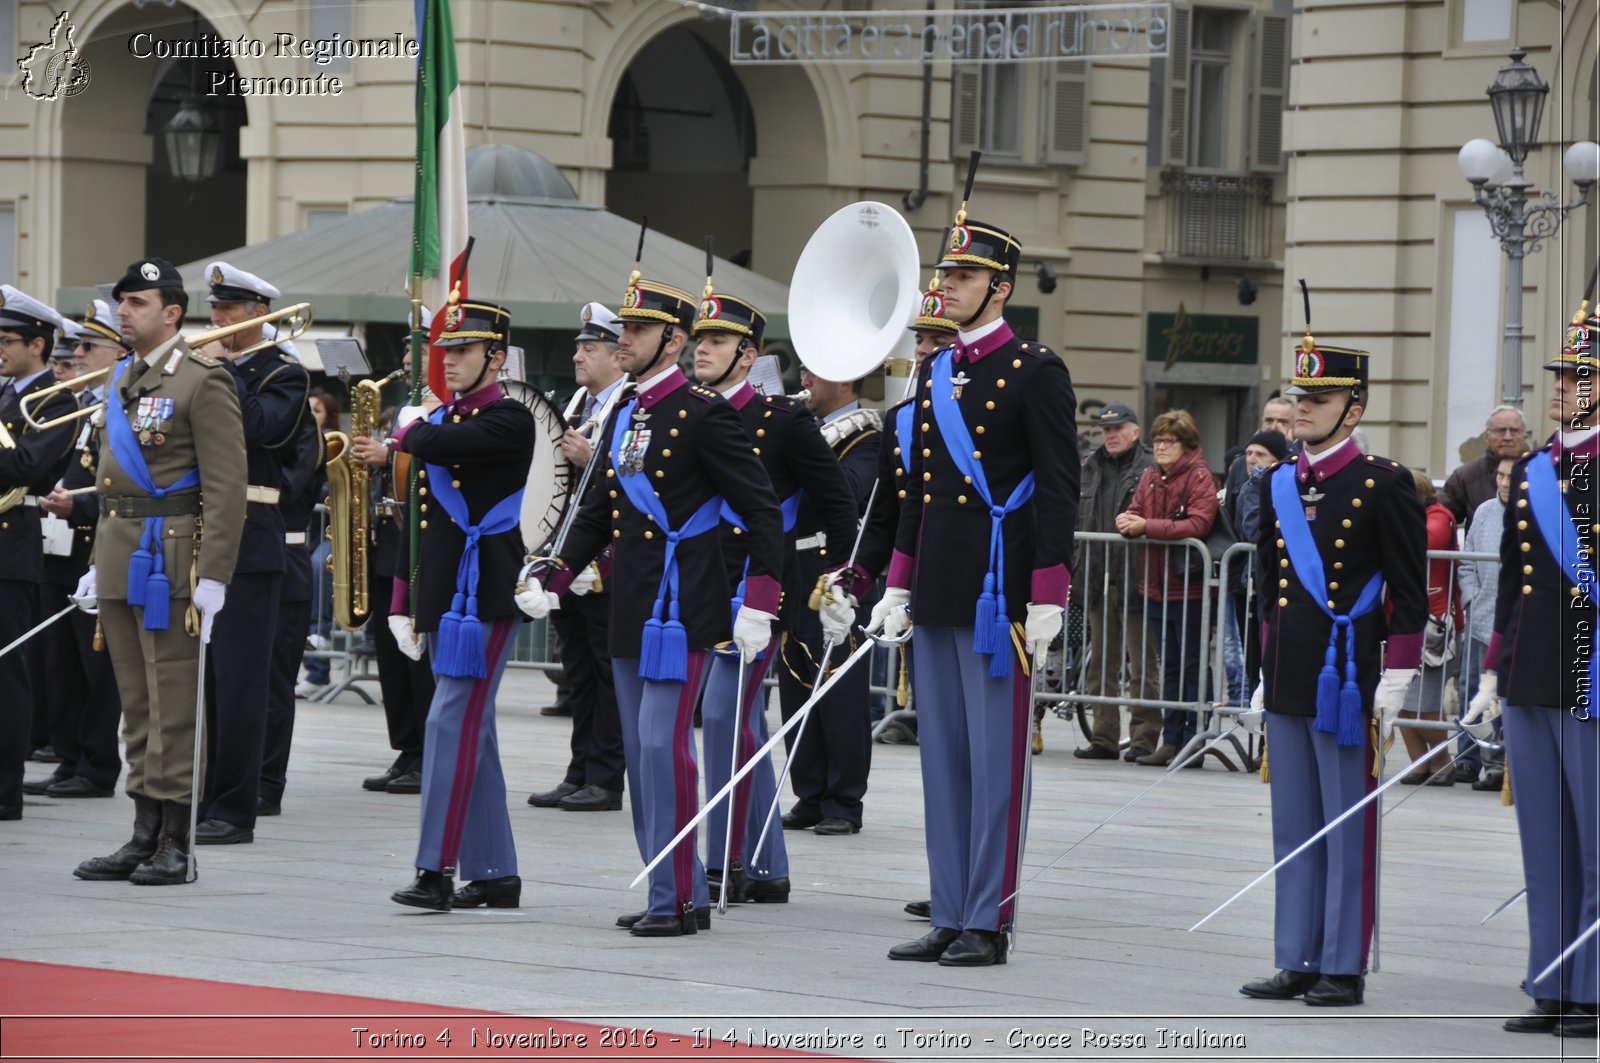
72 258 246 886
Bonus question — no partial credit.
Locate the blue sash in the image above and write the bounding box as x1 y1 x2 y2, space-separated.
720 491 803 641
1270 464 1385 746
610 399 723 682
424 405 526 679
1524 454 1599 720
895 403 914 474
103 358 198 631
928 349 1035 677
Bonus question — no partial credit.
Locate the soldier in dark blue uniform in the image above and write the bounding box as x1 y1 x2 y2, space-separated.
193 263 309 846
355 298 536 912
878 208 1080 967
690 278 857 901
1240 317 1427 1008
25 301 128 799
1463 292 1600 1037
258 403 326 816
0 287 80 821
520 261 785 937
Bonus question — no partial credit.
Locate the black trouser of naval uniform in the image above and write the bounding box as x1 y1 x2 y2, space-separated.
777 613 872 826
201 571 282 829
37 577 85 772
42 604 122 790
0 581 41 806
371 572 435 772
552 590 624 793
260 552 311 806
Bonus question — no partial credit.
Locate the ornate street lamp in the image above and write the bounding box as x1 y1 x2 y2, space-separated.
163 94 222 184
1457 47 1598 408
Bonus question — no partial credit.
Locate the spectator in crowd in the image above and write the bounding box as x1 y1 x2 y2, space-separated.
1117 409 1217 768
1229 430 1290 684
1441 405 1529 536
1072 402 1161 761
1455 455 1513 791
1397 470 1464 785
298 388 341 697
1218 400 1296 702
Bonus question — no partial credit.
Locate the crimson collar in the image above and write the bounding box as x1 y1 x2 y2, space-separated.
1296 436 1361 483
637 366 687 409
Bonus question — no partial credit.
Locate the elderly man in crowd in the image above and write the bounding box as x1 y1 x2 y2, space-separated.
1440 405 1528 537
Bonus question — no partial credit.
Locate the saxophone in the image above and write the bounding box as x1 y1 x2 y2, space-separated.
324 368 403 630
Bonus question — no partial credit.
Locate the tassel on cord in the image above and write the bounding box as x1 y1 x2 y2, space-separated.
127 547 152 608
1335 624 1364 747
896 645 909 707
1313 637 1341 735
143 569 170 631
640 613 664 681
973 574 998 654
988 607 1014 679
1502 760 1513 806
1259 729 1269 784
658 601 689 683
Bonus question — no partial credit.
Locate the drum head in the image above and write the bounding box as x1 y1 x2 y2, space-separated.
501 380 572 556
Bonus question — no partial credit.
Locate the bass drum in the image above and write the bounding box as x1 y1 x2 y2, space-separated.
500 380 572 558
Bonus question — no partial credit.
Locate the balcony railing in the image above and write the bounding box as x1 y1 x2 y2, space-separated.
1158 169 1274 262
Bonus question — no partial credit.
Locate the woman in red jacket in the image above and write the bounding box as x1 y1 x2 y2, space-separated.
1398 469 1464 784
1115 409 1218 766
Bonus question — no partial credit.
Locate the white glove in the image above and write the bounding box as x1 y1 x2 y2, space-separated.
569 565 597 597
71 567 98 614
818 574 858 643
1462 671 1501 739
1023 603 1063 665
396 404 429 429
1237 678 1265 734
514 569 559 619
869 587 911 638
1373 667 1417 745
387 613 425 662
1250 679 1265 713
733 605 777 663
192 578 226 644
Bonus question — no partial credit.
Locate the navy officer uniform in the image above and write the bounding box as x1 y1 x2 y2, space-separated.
194 263 309 845
24 301 128 799
1469 294 1600 1037
383 298 536 912
258 404 326 816
536 271 784 937
883 215 1079 967
692 283 858 902
0 287 80 820
1242 326 1426 1008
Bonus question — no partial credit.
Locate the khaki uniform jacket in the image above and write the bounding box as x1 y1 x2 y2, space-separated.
93 336 247 599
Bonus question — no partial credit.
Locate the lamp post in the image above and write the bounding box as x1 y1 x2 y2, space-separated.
1457 47 1599 409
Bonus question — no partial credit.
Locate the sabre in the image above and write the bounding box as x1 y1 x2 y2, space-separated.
630 631 890 890
0 603 76 660
1532 914 1600 987
1482 887 1525 926
1189 728 1463 933
1008 645 1041 950
188 630 207 884
543 380 633 560
718 654 748 914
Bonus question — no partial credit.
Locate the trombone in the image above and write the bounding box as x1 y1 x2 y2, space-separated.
21 303 314 431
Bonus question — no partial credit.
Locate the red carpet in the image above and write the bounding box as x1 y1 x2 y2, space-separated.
0 959 874 1061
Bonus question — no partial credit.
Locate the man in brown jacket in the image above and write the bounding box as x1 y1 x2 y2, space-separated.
72 258 246 886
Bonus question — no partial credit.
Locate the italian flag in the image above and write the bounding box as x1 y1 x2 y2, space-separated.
412 0 468 401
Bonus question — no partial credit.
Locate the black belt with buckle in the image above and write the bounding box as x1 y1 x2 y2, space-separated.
100 494 202 519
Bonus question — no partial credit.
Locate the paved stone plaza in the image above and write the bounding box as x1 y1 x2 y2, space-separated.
0 666 1580 1061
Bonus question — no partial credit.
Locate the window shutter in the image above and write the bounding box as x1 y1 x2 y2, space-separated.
1161 4 1192 168
1042 61 1089 166
950 67 982 158
1248 12 1288 172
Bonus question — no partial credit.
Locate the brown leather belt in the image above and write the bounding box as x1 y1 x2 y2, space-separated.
100 494 201 518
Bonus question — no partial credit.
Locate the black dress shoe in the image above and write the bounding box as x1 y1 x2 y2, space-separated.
24 773 68 795
256 798 282 817
385 770 422 794
527 781 580 808
48 776 114 798
749 877 790 903
1473 769 1506 792
558 784 622 811
630 913 698 937
539 702 573 717
29 746 62 764
1123 746 1149 763
904 899 931 919
0 805 20 821
362 763 404 791
194 818 253 845
1503 999 1568 1033
1240 969 1321 1000
938 928 1008 967
813 817 859 835
1074 744 1118 760
1557 1005 1598 1038
617 907 711 930
1454 761 1479 784
781 808 822 830
889 927 961 962
453 875 522 908
707 864 751 904
391 869 453 911
1303 974 1364 1007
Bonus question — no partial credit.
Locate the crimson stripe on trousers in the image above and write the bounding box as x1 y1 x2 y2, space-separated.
671 652 709 910
438 618 515 872
999 627 1029 931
